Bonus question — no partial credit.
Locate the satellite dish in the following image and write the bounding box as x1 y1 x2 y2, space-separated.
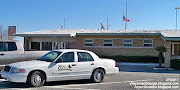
60 25 63 29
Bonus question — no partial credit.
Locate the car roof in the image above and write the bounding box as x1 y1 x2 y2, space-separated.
0 40 19 42
53 49 92 53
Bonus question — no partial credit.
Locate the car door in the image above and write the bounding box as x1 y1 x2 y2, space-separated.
51 52 77 81
3 42 23 64
0 42 5 66
76 52 96 79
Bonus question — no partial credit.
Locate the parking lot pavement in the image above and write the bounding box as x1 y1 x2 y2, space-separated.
0 71 180 90
0 63 180 90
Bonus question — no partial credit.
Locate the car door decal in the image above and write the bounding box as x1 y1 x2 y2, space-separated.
58 65 72 71
68 65 72 71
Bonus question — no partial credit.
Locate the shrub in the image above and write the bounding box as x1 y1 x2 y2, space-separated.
171 59 180 70
154 45 166 67
99 55 160 63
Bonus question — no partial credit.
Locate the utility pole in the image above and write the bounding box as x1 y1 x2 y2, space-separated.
125 0 127 30
175 7 180 30
0 26 3 40
107 17 111 30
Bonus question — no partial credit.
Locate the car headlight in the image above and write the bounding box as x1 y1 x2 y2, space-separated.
11 68 26 73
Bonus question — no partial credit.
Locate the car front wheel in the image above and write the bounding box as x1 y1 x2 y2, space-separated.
28 71 45 87
91 69 104 83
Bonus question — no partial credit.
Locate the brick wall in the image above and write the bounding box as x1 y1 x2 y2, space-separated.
164 40 171 68
93 39 103 46
76 35 164 56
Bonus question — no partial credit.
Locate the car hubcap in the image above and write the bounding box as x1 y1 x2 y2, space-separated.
96 72 102 81
33 74 42 85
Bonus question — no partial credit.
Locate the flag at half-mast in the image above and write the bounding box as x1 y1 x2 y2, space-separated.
123 16 130 22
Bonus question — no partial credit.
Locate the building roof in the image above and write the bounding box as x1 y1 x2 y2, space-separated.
53 49 93 53
14 29 180 41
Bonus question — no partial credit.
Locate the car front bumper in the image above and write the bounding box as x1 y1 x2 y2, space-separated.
1 70 27 83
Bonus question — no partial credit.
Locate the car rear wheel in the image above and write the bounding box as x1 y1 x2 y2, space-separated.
91 69 104 83
28 71 45 87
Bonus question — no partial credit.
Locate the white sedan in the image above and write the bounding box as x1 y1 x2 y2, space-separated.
1 49 119 87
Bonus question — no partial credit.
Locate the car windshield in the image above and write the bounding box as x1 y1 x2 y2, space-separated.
39 51 61 62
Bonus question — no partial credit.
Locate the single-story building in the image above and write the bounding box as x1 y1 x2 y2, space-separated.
14 29 180 68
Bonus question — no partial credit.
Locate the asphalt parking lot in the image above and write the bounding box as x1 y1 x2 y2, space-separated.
0 62 180 90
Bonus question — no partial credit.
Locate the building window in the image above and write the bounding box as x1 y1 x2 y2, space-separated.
123 39 133 46
174 44 180 56
42 42 52 50
144 39 153 47
104 39 113 46
60 42 66 49
84 39 93 46
31 42 40 50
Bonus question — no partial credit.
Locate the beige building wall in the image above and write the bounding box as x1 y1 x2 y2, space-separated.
24 35 165 56
76 35 164 56
164 40 171 68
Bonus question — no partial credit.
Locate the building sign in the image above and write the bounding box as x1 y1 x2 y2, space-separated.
8 26 16 40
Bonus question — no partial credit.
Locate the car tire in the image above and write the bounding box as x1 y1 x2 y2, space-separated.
91 69 104 83
28 71 45 87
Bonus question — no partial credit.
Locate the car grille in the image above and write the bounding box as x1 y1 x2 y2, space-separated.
4 66 11 72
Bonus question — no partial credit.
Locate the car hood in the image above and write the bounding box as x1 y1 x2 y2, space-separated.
8 60 51 68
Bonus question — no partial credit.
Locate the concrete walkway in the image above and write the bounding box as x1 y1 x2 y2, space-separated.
117 62 180 73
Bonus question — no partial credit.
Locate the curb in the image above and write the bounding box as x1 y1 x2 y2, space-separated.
117 62 164 66
153 68 175 71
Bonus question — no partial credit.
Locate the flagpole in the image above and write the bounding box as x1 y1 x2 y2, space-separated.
125 0 127 30
64 18 66 29
122 12 124 30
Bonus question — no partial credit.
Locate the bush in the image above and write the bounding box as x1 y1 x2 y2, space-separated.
171 59 180 70
99 55 161 63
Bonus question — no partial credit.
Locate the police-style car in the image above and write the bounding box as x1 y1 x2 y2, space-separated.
1 49 119 87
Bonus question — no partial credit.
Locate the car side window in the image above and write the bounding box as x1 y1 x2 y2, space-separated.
0 42 4 51
57 52 74 63
7 42 17 51
0 42 17 51
77 52 94 62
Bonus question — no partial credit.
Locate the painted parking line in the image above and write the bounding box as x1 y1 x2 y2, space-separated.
0 79 154 90
44 81 122 90
123 79 154 83
45 86 99 90
0 79 6 82
69 82 122 87
44 79 153 89
19 89 35 90
0 79 11 85
55 81 122 87
60 79 152 87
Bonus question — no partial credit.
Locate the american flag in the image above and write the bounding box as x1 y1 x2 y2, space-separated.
123 16 130 22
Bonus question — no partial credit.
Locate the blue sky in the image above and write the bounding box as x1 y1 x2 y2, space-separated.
0 0 180 33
